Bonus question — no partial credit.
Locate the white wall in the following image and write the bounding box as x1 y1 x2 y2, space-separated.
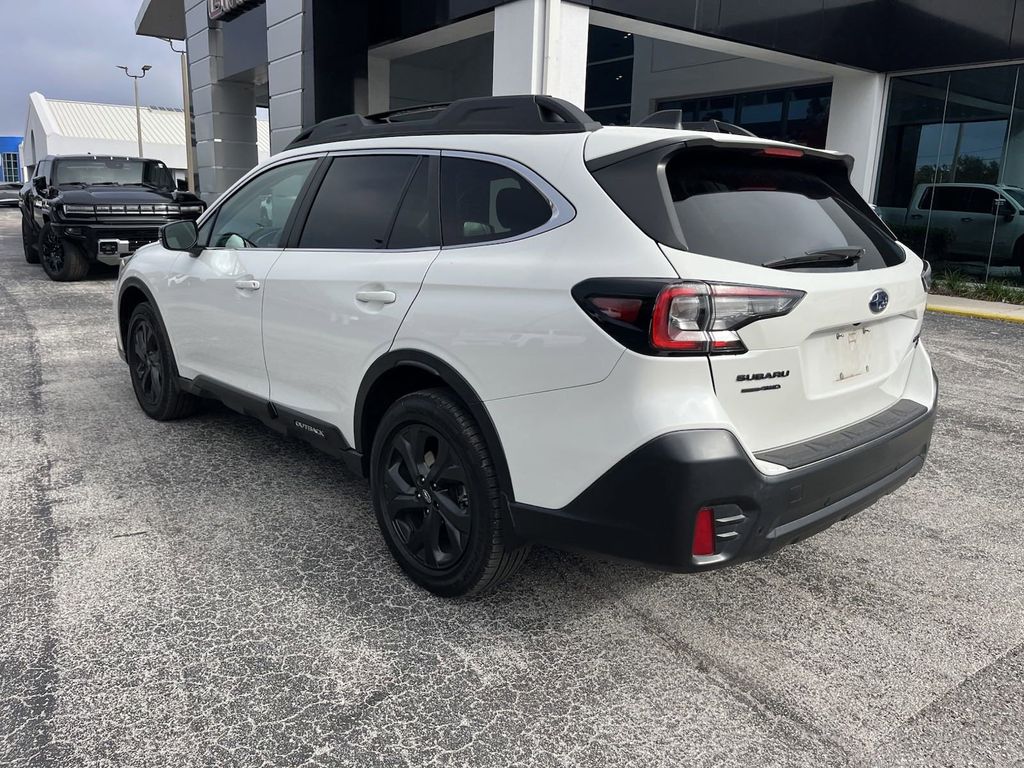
826 72 887 199
492 0 590 106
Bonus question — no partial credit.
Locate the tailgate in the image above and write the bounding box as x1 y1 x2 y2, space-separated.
659 247 926 453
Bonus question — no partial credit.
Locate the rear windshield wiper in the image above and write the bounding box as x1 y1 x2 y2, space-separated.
763 247 864 270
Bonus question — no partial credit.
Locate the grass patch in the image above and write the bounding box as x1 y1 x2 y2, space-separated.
930 268 1024 305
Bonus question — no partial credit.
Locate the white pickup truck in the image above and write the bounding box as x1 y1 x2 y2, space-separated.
877 182 1024 277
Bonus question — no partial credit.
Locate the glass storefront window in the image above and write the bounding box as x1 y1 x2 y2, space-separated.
585 26 635 126
877 65 1024 284
657 83 831 147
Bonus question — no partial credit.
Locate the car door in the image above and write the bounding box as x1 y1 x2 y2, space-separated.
925 186 974 258
261 151 440 439
961 186 999 257
159 157 319 399
31 159 50 230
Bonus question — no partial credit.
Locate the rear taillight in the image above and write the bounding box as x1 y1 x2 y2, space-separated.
650 282 804 355
573 278 804 356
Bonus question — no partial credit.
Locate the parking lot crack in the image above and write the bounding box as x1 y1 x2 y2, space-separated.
0 275 64 767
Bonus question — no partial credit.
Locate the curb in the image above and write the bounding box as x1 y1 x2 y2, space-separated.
926 303 1024 324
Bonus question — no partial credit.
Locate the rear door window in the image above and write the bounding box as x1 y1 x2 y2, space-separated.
440 157 553 246
665 150 904 269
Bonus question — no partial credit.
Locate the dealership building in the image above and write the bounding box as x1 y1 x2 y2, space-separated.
134 0 1024 277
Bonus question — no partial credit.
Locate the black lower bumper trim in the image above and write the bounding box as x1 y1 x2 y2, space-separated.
510 391 937 572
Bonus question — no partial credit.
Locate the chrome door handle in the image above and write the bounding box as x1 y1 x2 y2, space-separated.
355 290 397 304
961 217 974 222
234 279 261 291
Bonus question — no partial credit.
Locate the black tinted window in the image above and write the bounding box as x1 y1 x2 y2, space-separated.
967 188 997 214
300 155 417 249
441 157 553 246
666 151 904 270
388 160 439 249
930 186 973 212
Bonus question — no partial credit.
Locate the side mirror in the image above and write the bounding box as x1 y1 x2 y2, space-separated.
161 219 199 253
32 176 47 194
176 179 188 192
994 197 1016 221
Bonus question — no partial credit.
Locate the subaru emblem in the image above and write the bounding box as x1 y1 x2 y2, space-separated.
869 289 889 314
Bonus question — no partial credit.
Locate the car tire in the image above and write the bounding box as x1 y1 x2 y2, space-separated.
126 302 199 421
370 388 530 598
38 224 90 281
22 215 39 264
1015 238 1024 280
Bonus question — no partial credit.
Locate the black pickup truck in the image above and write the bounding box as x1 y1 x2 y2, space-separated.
20 155 205 281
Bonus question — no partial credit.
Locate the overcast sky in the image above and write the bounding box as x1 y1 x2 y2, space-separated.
1 0 187 136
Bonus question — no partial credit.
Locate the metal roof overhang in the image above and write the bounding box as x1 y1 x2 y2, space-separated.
135 0 186 39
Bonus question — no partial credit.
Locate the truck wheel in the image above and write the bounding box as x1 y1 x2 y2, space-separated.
370 389 529 598
38 224 90 282
1016 238 1024 280
126 302 199 421
22 215 39 264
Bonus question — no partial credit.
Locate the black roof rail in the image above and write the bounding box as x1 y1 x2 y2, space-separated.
286 95 602 149
635 109 757 137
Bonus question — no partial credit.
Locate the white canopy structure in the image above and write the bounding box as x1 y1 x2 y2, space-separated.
21 91 269 181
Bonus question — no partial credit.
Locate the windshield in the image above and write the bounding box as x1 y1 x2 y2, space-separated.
665 150 905 270
52 158 175 189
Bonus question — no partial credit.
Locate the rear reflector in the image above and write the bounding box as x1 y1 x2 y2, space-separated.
591 296 643 324
761 147 804 158
692 507 716 557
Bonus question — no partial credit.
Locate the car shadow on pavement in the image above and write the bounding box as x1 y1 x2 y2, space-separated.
185 398 671 618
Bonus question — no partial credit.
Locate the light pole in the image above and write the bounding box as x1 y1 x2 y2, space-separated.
117 64 152 157
165 39 195 192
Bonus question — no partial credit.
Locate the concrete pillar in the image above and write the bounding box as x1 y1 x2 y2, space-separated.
267 0 304 152
826 72 887 200
186 0 258 201
368 55 391 114
493 0 589 108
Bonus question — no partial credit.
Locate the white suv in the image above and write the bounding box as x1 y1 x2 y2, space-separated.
114 96 938 597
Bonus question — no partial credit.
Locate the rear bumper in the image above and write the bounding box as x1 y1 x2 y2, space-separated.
509 381 937 571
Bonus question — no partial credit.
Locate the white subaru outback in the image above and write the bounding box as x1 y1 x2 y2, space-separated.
114 96 938 597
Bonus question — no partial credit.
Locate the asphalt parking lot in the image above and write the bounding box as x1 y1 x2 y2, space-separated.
1 207 1023 768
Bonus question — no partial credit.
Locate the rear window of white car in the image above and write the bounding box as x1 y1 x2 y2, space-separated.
665 151 905 270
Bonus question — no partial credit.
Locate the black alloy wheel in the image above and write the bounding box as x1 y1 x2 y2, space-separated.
370 389 530 597
125 302 199 421
22 216 39 263
130 315 164 409
40 226 65 274
37 224 89 281
380 423 472 571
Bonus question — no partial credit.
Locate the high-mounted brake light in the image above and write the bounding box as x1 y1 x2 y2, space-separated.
650 282 805 355
761 147 804 158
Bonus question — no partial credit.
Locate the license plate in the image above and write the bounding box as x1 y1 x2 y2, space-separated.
833 326 871 381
